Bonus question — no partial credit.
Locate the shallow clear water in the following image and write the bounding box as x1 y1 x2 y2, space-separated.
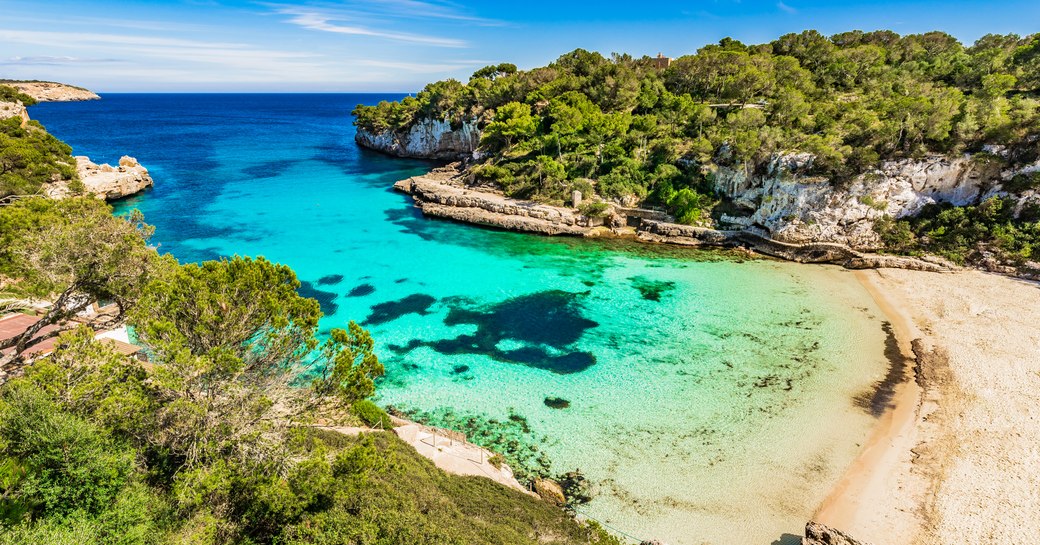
32 94 890 545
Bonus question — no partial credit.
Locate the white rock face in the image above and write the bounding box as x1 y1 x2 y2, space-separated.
0 101 29 126
47 156 153 200
355 118 481 160
715 153 1032 248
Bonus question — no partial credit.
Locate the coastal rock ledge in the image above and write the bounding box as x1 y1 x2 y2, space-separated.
394 169 593 236
393 166 949 272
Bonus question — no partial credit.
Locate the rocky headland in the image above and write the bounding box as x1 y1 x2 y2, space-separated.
389 160 951 272
2 80 100 102
0 84 152 201
360 122 1040 275
393 166 593 236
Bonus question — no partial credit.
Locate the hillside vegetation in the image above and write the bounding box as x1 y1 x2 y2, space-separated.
0 85 79 200
0 197 617 545
354 30 1040 221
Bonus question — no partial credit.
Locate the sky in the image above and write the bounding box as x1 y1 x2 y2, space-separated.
1 0 1038 92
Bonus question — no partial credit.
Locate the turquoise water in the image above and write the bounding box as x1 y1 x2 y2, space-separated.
31 95 890 545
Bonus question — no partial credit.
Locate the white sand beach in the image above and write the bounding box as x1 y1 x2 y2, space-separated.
817 268 1040 544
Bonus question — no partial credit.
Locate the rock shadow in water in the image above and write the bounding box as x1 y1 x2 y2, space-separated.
241 160 293 180
384 207 438 241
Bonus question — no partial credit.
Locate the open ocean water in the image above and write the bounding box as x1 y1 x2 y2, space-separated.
31 94 892 545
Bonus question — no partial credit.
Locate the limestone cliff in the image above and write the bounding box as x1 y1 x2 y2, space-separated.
355 118 481 160
0 101 29 127
713 152 1039 249
3 81 100 102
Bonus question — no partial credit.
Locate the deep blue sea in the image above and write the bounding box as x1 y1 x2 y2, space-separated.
31 94 890 544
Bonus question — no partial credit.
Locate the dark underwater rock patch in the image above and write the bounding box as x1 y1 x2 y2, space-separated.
363 293 436 325
347 283 376 297
390 290 598 374
241 160 292 180
628 275 676 302
544 397 570 409
297 281 339 315
384 207 437 241
317 274 345 286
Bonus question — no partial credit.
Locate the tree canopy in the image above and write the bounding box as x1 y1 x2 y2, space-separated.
354 30 1040 224
0 196 616 545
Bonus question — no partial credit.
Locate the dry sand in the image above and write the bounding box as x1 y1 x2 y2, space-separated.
816 268 1040 544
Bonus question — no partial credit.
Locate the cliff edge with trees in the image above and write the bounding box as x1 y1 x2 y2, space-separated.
354 30 1040 275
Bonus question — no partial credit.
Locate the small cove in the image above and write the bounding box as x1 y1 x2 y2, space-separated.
32 93 892 544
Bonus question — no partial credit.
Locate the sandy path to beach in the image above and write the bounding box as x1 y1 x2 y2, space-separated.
816 268 1040 544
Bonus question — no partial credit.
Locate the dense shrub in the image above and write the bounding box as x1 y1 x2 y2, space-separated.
351 399 393 429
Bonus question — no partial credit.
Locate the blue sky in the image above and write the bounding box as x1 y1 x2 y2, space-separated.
2 0 1037 92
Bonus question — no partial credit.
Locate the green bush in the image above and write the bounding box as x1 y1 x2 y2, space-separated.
351 399 394 429
877 197 1040 268
0 118 78 198
578 201 610 217
0 85 36 106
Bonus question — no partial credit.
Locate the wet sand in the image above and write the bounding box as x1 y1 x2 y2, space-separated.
816 268 1040 544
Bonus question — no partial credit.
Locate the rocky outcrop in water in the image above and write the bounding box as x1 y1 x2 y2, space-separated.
804 521 873 545
46 156 153 200
3 81 100 102
355 118 481 160
714 152 1039 248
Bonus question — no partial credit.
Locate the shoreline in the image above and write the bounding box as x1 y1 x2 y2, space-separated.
813 269 925 542
814 268 1040 544
393 168 951 274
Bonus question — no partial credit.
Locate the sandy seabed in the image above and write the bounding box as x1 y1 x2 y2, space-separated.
817 268 1040 544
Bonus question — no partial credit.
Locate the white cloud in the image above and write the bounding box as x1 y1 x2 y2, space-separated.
361 0 504 26
1 55 121 65
272 6 467 47
777 1 798 14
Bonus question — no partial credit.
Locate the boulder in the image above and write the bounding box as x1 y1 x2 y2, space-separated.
804 521 873 545
532 478 566 506
69 156 154 200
